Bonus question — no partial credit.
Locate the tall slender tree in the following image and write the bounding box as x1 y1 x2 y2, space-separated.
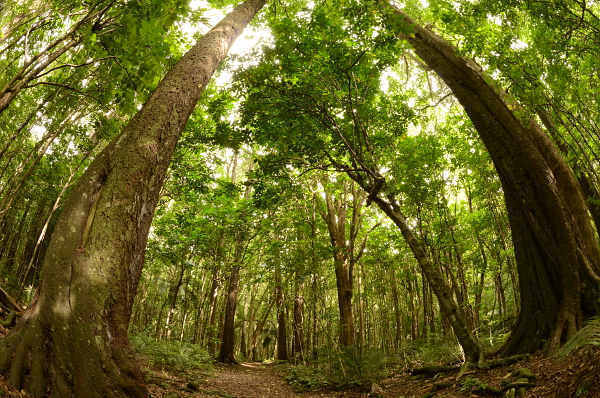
0 0 266 396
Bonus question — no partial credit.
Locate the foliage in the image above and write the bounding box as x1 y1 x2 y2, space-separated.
129 332 212 373
329 346 390 387
284 346 390 391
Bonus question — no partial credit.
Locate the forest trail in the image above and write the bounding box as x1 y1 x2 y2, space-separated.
147 362 365 398
200 363 363 398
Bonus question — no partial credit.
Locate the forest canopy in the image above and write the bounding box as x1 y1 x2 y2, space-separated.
1 0 600 396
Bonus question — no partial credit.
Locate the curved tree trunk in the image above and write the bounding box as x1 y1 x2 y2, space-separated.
385 3 600 355
0 1 266 396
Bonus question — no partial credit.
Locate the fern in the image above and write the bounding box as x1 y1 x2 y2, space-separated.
556 316 600 360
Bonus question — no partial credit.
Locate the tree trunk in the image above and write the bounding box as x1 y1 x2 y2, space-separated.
292 284 304 361
386 3 600 355
344 176 485 362
274 262 288 360
216 264 241 364
334 254 354 347
249 298 274 361
316 181 371 347
390 268 403 349
163 262 186 340
0 1 266 396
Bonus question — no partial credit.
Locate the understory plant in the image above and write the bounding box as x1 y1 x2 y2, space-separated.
129 332 213 373
284 364 330 391
285 345 390 391
397 338 463 368
555 316 600 360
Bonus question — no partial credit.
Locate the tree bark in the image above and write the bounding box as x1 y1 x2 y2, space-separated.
385 3 600 355
0 1 266 396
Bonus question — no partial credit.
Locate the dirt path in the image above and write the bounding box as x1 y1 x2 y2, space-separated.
201 363 363 398
146 362 366 398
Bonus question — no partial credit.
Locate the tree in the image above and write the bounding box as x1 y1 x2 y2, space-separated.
235 1 486 362
315 176 375 347
383 2 600 355
0 0 198 298
0 0 266 396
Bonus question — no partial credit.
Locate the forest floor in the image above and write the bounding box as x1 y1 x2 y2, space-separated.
141 347 600 398
145 361 364 398
143 347 600 398
1 346 599 397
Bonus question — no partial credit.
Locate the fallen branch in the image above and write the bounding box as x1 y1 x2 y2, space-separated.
410 365 460 376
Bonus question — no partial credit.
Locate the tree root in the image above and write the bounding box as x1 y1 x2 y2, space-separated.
477 354 530 369
0 311 16 327
0 309 148 398
479 381 537 396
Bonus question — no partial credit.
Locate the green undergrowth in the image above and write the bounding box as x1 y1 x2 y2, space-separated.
284 364 331 391
129 332 213 374
284 346 390 391
283 339 463 392
397 338 463 368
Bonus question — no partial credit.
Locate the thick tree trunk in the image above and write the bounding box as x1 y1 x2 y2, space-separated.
385 3 600 355
0 1 266 396
317 186 355 347
216 264 241 364
316 181 370 348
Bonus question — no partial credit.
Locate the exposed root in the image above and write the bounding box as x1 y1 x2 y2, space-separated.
410 354 531 379
0 313 148 398
545 307 580 356
456 361 471 380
